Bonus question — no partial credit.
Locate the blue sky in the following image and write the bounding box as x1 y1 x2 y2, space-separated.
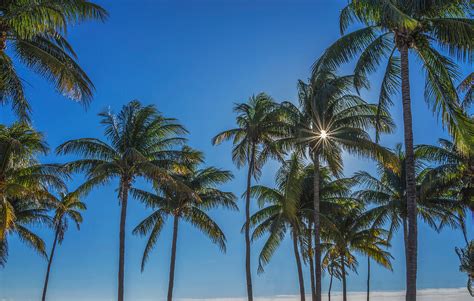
0 0 472 300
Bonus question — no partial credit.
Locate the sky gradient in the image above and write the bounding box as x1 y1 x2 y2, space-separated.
0 0 472 300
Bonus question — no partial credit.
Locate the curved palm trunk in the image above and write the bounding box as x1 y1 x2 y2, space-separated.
312 154 322 301
244 144 256 301
292 231 306 301
308 223 317 301
341 254 347 301
168 215 179 301
400 45 417 301
41 227 60 301
118 179 130 301
367 257 370 301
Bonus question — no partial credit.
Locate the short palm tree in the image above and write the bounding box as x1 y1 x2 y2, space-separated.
249 153 307 301
322 207 393 301
322 249 356 301
41 192 86 301
212 93 287 301
56 100 187 301
315 2 473 298
0 0 108 120
281 75 394 301
455 241 474 296
416 138 473 213
0 123 65 266
132 148 237 301
353 144 463 264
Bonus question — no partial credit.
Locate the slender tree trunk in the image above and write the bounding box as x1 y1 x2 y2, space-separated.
168 215 179 301
308 222 317 301
367 257 370 301
400 45 417 301
244 144 256 301
41 227 60 301
118 179 130 301
341 254 347 301
328 272 333 301
292 230 306 301
312 154 322 301
403 217 409 269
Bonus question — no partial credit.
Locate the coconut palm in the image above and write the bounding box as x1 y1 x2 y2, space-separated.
0 0 108 121
416 139 473 214
212 93 287 301
322 249 356 301
281 75 394 301
41 192 86 301
354 144 464 258
132 148 237 301
0 123 65 266
298 164 358 301
249 153 307 301
56 100 188 301
314 2 473 298
322 207 393 301
455 241 474 296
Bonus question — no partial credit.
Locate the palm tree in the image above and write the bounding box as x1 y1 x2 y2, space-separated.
0 0 108 121
249 153 307 301
281 75 394 301
212 93 287 301
56 100 187 301
353 143 465 263
455 241 474 296
322 207 393 301
0 123 65 266
41 192 86 301
416 139 473 214
132 148 237 301
322 249 356 301
314 2 473 298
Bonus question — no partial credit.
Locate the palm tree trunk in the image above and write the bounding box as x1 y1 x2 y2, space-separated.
168 215 179 301
400 45 417 301
292 231 306 301
367 257 370 301
403 217 409 269
341 254 347 301
328 272 333 301
308 222 317 301
244 144 256 301
312 154 322 301
41 227 60 301
118 179 130 301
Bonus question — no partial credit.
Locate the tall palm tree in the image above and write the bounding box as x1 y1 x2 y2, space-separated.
132 148 237 301
0 0 108 120
212 93 287 301
458 72 473 110
56 100 187 301
249 153 307 301
322 207 393 301
41 192 86 301
0 123 65 266
353 143 464 263
455 241 474 296
281 75 394 301
314 2 473 298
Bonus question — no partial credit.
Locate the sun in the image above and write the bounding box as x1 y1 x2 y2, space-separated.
320 130 328 139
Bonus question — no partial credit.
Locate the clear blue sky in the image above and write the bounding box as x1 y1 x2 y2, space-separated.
1 1 471 300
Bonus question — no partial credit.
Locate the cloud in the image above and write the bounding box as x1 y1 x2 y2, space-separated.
176 288 471 301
